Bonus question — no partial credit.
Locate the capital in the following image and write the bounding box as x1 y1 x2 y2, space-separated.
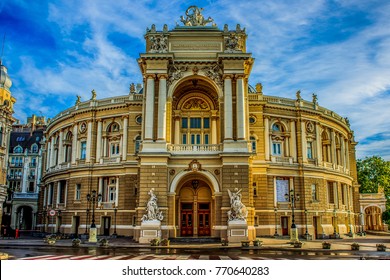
157 74 169 80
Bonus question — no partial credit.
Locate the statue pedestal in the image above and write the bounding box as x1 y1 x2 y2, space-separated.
227 220 248 243
88 227 98 243
139 220 161 244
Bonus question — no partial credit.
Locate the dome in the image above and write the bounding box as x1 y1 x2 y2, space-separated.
0 63 12 90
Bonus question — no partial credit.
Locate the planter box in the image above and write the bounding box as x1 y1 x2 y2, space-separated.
322 244 331 249
253 240 263 247
376 245 386 252
241 241 250 247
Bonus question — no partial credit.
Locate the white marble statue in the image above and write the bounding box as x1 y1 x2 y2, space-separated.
227 188 248 221
142 189 163 222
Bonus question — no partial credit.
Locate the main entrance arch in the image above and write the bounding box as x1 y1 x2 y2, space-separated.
174 173 216 237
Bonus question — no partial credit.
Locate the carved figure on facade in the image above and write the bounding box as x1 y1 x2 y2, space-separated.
129 83 136 94
296 90 302 101
149 34 168 53
168 64 187 85
142 189 163 222
344 117 350 127
180 6 215 26
202 64 222 86
75 95 81 106
312 93 318 104
225 33 242 53
91 89 96 100
256 83 263 94
227 188 248 221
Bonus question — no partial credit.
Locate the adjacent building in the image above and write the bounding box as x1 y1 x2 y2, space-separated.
38 7 361 241
3 115 46 230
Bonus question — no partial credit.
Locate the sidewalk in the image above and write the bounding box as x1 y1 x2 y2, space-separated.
1 233 389 252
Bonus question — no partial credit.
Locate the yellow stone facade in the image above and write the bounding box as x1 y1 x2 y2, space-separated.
39 9 359 241
0 61 16 226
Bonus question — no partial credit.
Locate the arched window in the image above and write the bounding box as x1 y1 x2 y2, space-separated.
14 146 23 154
270 122 286 157
31 144 38 153
64 132 73 163
106 122 121 158
322 131 331 163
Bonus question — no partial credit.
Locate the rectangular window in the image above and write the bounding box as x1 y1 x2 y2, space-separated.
307 142 313 159
182 134 187 144
110 143 120 156
196 134 201 144
75 184 81 200
276 178 289 202
253 182 257 196
191 134 195 144
109 187 116 202
28 182 34 192
204 134 209 144
327 182 335 204
190 118 201 128
203 118 210 129
272 142 282 155
311 184 318 201
182 118 188 128
80 141 87 159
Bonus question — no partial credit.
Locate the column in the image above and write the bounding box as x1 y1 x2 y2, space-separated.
115 176 119 207
96 120 102 163
174 115 180 144
157 74 167 141
122 117 128 161
46 140 51 170
144 75 155 140
224 75 233 140
264 117 270 160
86 121 93 163
71 124 78 164
211 113 217 144
341 136 346 167
98 178 103 206
236 75 246 140
22 157 28 193
330 130 336 165
345 139 350 170
290 121 297 162
58 130 64 164
43 186 47 207
64 181 68 207
50 138 55 167
301 121 307 163
57 182 61 206
315 123 322 164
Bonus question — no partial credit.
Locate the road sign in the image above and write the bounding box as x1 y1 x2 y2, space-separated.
49 210 56 216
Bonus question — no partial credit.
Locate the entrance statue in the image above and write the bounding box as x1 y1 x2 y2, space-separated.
142 189 163 222
227 188 248 221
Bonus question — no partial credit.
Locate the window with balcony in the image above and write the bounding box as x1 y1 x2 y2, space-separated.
272 142 282 155
110 142 120 157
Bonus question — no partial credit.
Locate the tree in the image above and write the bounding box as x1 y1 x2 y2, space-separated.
357 156 390 224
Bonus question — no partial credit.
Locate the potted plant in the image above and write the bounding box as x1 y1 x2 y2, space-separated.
252 239 263 247
47 235 56 245
150 238 160 246
72 238 81 247
293 241 303 248
241 240 250 247
351 242 360 250
221 238 229 246
376 244 387 252
99 238 109 247
159 238 170 246
322 241 331 249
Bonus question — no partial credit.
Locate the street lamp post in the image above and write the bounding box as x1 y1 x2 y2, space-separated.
347 210 353 237
274 207 279 237
56 210 62 235
284 189 300 242
87 190 102 242
332 208 340 239
84 208 90 235
303 209 311 240
112 207 118 237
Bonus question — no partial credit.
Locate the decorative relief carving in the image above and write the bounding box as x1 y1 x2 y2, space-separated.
182 98 209 110
202 64 223 86
179 6 215 27
168 65 187 85
224 33 243 53
149 34 168 53
306 121 315 133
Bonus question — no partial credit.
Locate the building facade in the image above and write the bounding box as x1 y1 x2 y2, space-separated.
0 61 16 228
3 115 46 231
39 7 360 241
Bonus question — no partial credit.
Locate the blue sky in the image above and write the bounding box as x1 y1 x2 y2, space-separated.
1 0 390 160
